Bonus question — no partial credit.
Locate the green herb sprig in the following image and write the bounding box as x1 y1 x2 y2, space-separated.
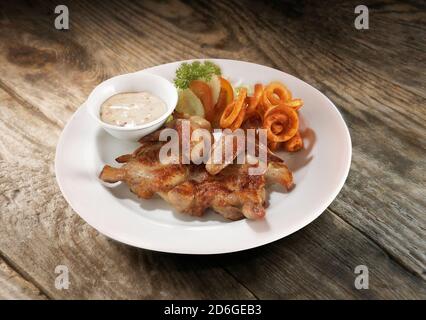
174 61 221 90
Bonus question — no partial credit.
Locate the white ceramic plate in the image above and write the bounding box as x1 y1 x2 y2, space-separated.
55 59 351 254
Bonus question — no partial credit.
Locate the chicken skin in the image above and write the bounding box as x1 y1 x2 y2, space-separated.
100 141 190 199
99 117 294 220
159 164 266 220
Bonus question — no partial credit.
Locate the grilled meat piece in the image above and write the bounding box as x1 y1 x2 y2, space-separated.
99 117 294 220
99 143 266 220
100 141 190 199
159 164 266 220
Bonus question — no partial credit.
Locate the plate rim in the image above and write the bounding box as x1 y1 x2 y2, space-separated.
55 58 352 254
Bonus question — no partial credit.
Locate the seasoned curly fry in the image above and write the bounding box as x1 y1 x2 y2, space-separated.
228 103 247 130
217 79 303 151
242 111 262 129
283 98 303 111
261 81 292 110
263 105 299 142
268 140 281 151
283 131 303 152
246 84 264 115
220 88 247 128
271 122 284 134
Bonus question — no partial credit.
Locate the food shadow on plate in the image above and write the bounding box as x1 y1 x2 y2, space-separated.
95 129 139 164
101 181 230 223
280 120 316 174
286 127 316 173
95 120 315 226
245 218 271 233
96 129 233 223
264 127 316 203
103 182 273 229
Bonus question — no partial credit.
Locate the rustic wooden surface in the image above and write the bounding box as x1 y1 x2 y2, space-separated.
0 0 425 299
0 257 47 300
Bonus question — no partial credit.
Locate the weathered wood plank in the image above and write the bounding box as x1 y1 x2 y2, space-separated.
0 0 424 298
0 257 47 300
0 88 255 299
222 211 426 299
1 85 424 299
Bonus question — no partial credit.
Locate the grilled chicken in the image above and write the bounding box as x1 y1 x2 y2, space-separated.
99 143 268 220
99 117 293 220
159 164 266 220
100 141 190 199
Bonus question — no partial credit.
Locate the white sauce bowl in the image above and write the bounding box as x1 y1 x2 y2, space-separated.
87 72 178 141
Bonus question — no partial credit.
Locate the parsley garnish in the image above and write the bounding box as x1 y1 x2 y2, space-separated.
174 61 221 89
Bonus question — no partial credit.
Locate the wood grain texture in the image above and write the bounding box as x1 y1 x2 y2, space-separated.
0 257 47 300
0 88 254 299
0 0 424 298
223 212 426 299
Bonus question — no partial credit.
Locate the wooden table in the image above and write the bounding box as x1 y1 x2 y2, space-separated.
0 0 424 300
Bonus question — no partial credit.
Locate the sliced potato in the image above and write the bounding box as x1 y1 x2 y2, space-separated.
208 74 221 106
176 88 205 117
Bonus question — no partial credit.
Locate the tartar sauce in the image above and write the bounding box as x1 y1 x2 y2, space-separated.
100 92 167 127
